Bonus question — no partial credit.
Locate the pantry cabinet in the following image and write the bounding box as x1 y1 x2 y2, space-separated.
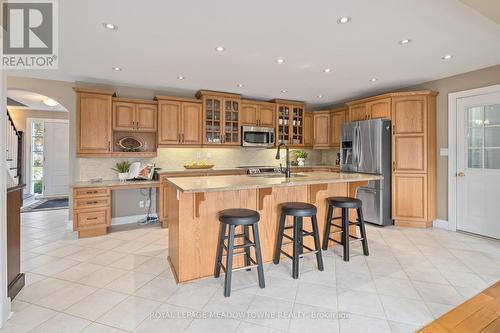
156 96 202 146
391 92 437 228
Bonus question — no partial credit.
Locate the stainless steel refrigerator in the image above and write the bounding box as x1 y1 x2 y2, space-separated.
341 119 392 226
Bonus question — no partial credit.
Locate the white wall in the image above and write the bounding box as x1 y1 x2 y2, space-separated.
1 73 12 327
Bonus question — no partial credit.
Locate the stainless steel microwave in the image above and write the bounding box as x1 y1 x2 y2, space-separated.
241 126 275 147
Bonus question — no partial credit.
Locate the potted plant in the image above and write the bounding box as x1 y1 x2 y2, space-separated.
295 150 308 167
112 161 131 181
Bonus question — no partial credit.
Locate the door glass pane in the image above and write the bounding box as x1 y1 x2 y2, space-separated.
485 127 500 147
485 149 500 169
467 128 483 147
468 106 484 127
484 104 500 126
468 149 483 168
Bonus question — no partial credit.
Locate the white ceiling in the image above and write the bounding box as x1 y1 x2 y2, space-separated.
7 89 68 112
8 0 500 106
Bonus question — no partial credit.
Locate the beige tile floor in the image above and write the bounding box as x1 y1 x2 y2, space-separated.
2 209 500 332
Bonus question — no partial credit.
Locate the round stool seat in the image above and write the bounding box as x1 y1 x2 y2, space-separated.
219 209 260 225
327 196 362 209
281 202 317 217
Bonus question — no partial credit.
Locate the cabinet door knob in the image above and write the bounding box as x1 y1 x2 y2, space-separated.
457 171 465 177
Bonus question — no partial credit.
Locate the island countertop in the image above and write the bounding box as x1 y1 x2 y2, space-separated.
166 171 382 193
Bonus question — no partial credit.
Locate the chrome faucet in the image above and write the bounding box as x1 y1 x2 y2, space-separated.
275 143 291 178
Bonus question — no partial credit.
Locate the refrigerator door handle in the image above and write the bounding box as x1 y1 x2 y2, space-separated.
357 124 363 169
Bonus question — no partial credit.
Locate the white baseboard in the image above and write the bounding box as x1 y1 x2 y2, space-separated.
433 219 449 230
111 214 150 225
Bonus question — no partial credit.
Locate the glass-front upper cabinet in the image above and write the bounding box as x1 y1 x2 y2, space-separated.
197 91 241 145
275 101 306 147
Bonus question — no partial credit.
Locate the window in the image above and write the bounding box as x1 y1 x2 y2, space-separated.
31 120 44 194
467 104 500 169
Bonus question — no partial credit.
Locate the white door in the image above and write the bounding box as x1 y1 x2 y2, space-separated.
456 91 500 239
43 121 69 196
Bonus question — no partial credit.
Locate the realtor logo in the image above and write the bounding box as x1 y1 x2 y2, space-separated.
1 0 58 69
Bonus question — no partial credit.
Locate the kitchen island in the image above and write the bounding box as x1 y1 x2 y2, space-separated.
165 171 382 282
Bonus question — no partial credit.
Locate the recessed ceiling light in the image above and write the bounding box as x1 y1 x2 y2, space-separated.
281 89 287 93
215 46 225 52
111 66 122 71
177 76 185 80
103 23 117 30
323 68 332 73
276 58 285 64
317 95 323 99
237 83 244 88
337 16 351 24
398 39 411 45
442 54 453 60
43 98 59 107
369 78 378 82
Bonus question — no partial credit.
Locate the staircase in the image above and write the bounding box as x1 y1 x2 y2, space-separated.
6 111 23 188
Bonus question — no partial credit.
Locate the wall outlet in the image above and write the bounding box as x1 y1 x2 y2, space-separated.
440 148 449 156
139 201 145 208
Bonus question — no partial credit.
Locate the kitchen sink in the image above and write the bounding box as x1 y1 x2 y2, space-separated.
262 174 308 178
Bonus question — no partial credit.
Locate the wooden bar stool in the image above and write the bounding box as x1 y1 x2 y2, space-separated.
273 202 324 279
322 197 369 261
214 208 265 297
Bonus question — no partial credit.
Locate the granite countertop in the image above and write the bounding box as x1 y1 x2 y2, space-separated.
158 165 340 174
166 171 382 193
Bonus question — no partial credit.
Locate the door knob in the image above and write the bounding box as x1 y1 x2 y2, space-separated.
457 171 465 177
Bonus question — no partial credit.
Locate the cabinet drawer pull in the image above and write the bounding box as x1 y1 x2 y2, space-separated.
86 217 98 220
87 191 98 194
392 125 396 134
86 201 99 205
392 161 396 171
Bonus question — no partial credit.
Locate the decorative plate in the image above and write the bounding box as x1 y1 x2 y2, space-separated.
117 136 143 152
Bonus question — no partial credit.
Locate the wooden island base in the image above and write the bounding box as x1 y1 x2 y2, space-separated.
167 182 366 283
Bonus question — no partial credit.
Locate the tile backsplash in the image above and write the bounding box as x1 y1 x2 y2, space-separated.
76 148 338 181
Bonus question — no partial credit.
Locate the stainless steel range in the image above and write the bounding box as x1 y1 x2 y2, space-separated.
237 166 282 176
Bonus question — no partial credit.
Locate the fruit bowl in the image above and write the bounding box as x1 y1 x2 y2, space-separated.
183 164 215 170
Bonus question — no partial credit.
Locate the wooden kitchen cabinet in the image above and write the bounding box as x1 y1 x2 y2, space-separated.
157 96 202 146
241 101 275 127
113 101 135 131
313 112 330 148
349 104 368 122
303 112 314 147
136 103 157 132
348 97 391 122
330 107 348 147
197 91 241 146
275 100 305 147
72 187 111 238
367 98 391 120
391 92 437 228
75 88 115 156
112 99 157 132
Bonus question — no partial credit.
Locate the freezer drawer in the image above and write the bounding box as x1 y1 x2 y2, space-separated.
357 186 381 225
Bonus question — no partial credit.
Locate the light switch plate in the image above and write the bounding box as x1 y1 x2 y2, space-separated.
440 148 449 156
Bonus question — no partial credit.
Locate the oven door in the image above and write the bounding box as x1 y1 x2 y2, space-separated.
242 127 275 147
